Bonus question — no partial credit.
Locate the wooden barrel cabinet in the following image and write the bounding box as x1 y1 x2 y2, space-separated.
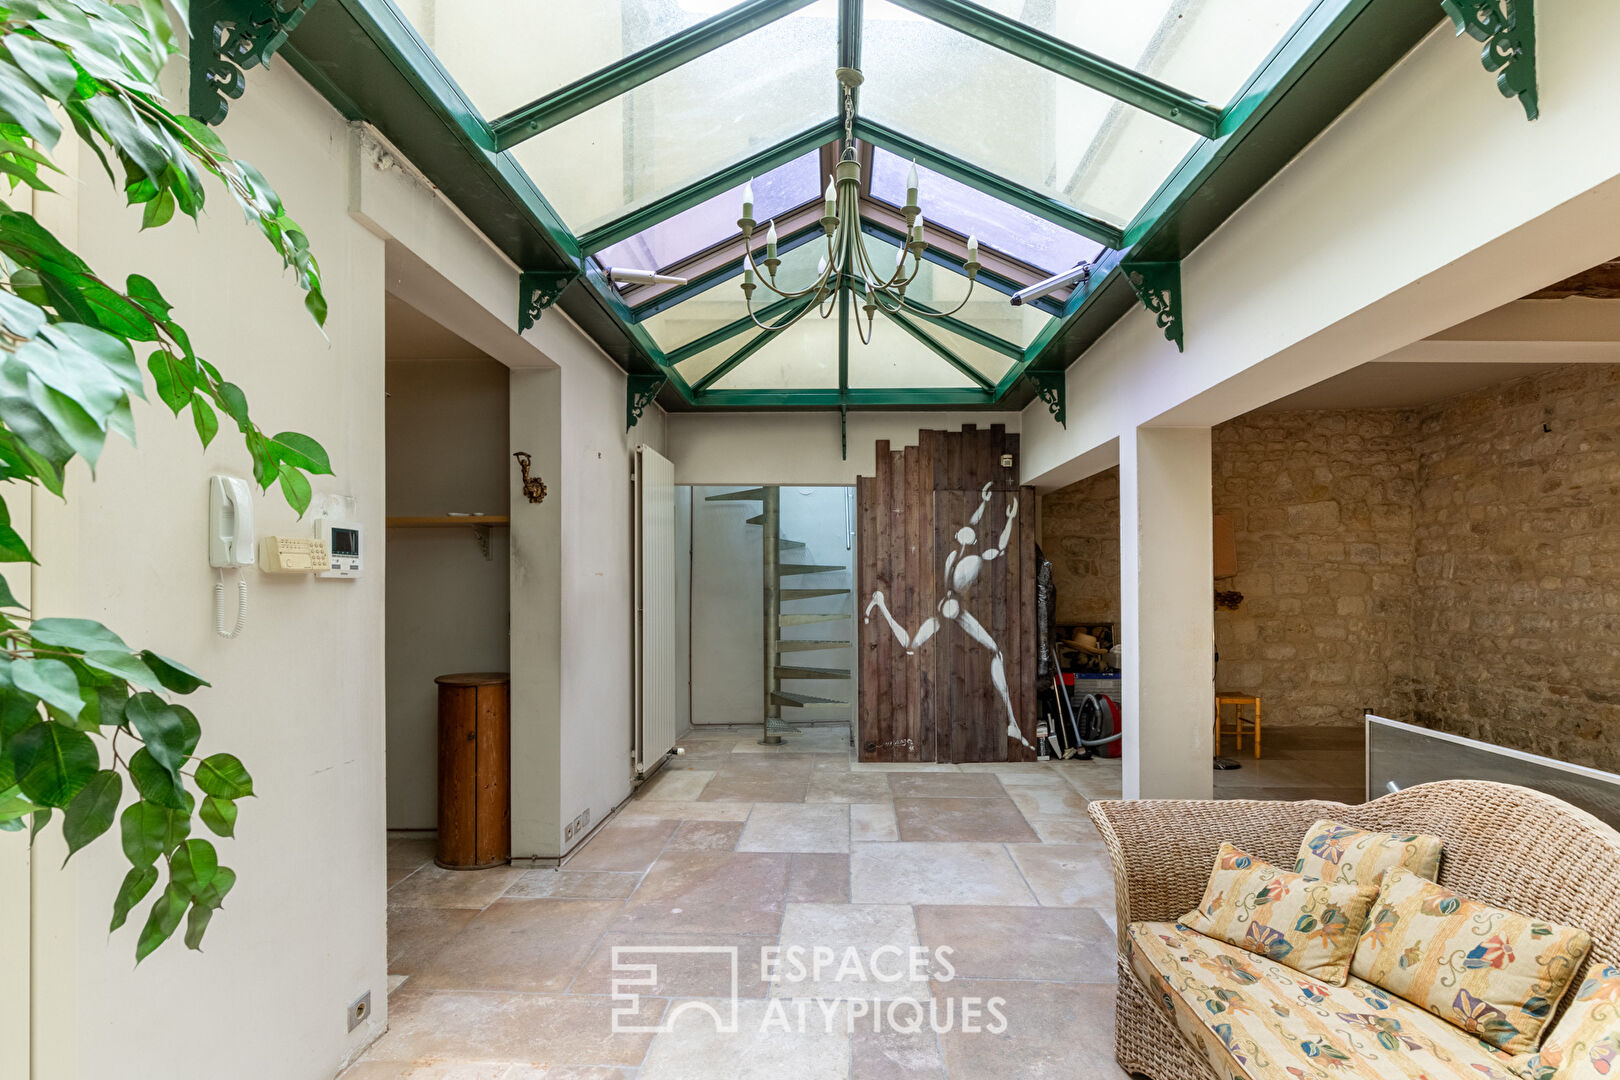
434 672 511 870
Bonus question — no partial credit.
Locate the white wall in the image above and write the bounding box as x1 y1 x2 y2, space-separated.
384 358 510 830
688 486 856 728
27 59 389 1078
667 410 1022 485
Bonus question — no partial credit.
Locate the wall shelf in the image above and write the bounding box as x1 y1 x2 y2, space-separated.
386 515 510 527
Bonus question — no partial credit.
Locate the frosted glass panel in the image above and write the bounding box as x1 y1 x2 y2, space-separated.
713 315 842 389
851 315 1014 387
511 6 838 232
395 0 754 120
642 240 825 352
673 334 751 385
972 0 1318 108
860 0 1200 226
860 234 1050 348
1367 715 1620 829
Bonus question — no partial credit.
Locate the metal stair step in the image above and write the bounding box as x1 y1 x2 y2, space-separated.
778 564 846 576
779 613 850 626
780 540 805 550
775 665 852 680
771 690 848 708
705 488 766 502
764 715 801 735
777 640 852 652
746 513 766 525
781 588 851 601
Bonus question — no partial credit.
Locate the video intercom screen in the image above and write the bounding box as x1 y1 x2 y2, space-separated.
331 527 360 557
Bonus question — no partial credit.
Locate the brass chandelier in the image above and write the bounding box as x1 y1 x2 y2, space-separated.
735 67 981 343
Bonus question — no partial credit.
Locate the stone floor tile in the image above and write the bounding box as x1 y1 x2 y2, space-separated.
1027 817 1108 846
666 819 745 852
409 898 621 993
387 865 420 888
738 804 851 853
504 870 643 899
616 851 791 935
850 802 899 842
362 990 662 1067
637 998 849 1080
340 1062 513 1079
1055 761 1122 801
893 797 1038 844
787 853 851 902
915 904 1116 983
569 931 778 998
1005 785 1090 819
615 800 753 822
1007 844 1115 908
387 835 436 870
385 865 527 910
387 904 480 976
567 818 679 872
851 1026 947 1080
849 762 961 773
932 980 1125 1079
850 842 1035 906
636 769 717 801
807 771 896 803
887 772 1006 799
697 774 810 803
773 902 929 1000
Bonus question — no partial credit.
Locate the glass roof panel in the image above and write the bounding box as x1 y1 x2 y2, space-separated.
393 0 755 121
859 0 1200 226
971 0 1318 109
848 317 992 389
641 238 825 352
857 233 1051 349
711 314 841 390
508 5 838 233
592 150 821 270
869 149 1105 275
672 332 752 387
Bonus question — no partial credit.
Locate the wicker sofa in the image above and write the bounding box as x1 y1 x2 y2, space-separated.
1087 781 1620 1080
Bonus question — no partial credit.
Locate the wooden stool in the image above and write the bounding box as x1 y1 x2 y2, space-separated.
1214 692 1262 759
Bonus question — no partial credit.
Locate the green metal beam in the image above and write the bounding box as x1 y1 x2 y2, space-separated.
853 119 1123 250
632 223 827 319
889 0 1221 139
696 387 996 407
491 0 817 151
577 120 840 256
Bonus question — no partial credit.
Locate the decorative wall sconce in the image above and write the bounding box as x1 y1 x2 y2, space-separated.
513 452 547 504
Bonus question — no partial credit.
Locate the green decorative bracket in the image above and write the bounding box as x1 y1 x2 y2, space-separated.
1022 370 1065 428
627 375 667 431
1441 0 1537 120
190 0 322 126
519 270 580 331
1122 260 1183 352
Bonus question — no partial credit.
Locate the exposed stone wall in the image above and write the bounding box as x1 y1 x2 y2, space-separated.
1039 466 1120 625
1410 365 1620 772
1211 410 1419 728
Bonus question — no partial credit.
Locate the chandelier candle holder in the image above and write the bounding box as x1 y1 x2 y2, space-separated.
735 67 980 344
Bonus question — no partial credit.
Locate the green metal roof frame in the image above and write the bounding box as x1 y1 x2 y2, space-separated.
279 0 1444 412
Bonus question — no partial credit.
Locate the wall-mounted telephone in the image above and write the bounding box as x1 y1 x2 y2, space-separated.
208 476 253 638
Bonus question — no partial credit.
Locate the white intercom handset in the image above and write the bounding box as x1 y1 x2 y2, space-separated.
208 476 253 638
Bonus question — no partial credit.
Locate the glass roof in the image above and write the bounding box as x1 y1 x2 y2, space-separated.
386 0 1325 400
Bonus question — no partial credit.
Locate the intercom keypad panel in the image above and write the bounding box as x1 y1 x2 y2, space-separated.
259 536 331 574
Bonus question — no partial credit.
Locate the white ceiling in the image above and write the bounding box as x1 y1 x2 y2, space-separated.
385 293 490 361
1260 361 1568 411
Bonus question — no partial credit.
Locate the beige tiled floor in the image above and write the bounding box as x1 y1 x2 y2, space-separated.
353 726 1131 1079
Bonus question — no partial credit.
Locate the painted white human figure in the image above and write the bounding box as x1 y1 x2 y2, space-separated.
864 481 1032 749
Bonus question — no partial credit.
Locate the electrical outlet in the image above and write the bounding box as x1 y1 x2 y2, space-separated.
347 990 372 1032
564 808 591 842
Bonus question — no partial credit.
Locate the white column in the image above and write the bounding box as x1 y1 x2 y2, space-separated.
1119 427 1214 800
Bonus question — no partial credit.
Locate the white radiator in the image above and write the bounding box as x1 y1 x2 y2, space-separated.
634 445 679 775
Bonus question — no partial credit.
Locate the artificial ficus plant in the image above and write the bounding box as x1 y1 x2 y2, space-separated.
0 0 332 959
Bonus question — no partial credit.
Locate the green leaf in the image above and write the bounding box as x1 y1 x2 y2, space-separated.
6 35 78 101
0 784 37 824
128 747 186 810
119 799 189 866
27 378 106 466
81 649 159 688
170 837 217 896
277 461 311 516
135 881 188 962
29 618 129 653
215 381 249 426
123 692 186 780
0 569 21 609
146 349 194 413
195 753 252 799
28 805 48 839
183 899 214 950
61 768 120 861
198 794 235 838
12 658 84 719
189 395 217 447
139 186 174 229
10 720 96 806
109 864 158 932
268 431 331 475
138 650 208 694
0 57 62 146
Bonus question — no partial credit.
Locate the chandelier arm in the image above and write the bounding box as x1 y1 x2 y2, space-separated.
891 276 980 321
743 239 836 301
854 303 875 345
742 285 824 333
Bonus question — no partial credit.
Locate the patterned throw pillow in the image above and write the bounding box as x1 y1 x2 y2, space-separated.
1515 964 1620 1080
1181 842 1380 986
1351 868 1593 1056
1294 818 1443 886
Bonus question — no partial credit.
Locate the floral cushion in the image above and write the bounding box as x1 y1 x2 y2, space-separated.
1295 820 1443 887
1515 964 1620 1080
1127 921 1524 1080
1351 868 1593 1056
1182 842 1380 985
